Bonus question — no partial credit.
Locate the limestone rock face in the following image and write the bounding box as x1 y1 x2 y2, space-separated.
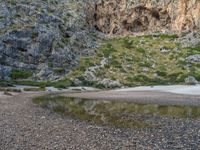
0 0 98 80
86 0 200 34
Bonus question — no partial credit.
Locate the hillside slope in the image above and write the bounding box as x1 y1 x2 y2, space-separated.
0 0 200 88
69 33 200 88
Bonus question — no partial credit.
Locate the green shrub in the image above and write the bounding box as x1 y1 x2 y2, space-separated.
102 43 116 57
123 38 134 49
159 34 178 39
0 88 21 93
166 72 187 84
0 81 13 87
48 61 53 68
10 69 32 79
51 79 72 88
31 31 39 39
136 48 145 53
24 88 44 91
53 68 65 74
109 59 122 68
12 80 50 88
156 71 167 77
77 76 96 86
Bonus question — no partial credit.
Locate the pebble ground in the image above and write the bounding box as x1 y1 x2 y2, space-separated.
0 93 200 150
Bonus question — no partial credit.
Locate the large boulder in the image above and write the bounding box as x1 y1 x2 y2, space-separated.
98 79 121 88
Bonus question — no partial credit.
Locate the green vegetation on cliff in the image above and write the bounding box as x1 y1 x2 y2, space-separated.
69 34 200 86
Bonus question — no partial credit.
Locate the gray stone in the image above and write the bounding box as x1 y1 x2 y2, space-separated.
0 3 9 18
186 54 200 63
74 78 83 86
160 45 170 54
98 79 121 88
180 32 200 47
185 76 198 85
0 65 12 80
142 67 149 72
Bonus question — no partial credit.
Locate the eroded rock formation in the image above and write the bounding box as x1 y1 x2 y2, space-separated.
0 0 98 80
86 0 200 34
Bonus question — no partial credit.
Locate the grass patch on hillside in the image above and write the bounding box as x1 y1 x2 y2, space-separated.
33 95 200 128
53 68 65 74
0 81 14 87
51 78 72 88
69 34 199 86
23 87 45 91
10 69 32 79
0 88 21 93
11 80 49 88
10 78 72 89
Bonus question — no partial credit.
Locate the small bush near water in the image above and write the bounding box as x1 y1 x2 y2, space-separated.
10 69 32 79
0 88 21 93
11 78 72 89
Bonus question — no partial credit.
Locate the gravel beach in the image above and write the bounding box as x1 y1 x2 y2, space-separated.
0 92 200 149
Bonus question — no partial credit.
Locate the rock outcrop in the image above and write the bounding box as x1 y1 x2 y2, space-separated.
87 0 200 34
0 0 98 80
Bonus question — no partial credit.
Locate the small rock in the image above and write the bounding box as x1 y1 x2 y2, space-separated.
186 54 200 63
160 46 170 54
98 78 121 88
185 76 198 85
142 67 149 72
74 78 82 86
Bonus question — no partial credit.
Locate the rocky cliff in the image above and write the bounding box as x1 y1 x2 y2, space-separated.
87 0 200 34
0 0 99 80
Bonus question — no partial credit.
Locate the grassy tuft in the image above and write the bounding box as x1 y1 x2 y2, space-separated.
10 69 32 79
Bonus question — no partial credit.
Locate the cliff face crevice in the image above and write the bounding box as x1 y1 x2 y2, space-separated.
86 0 200 34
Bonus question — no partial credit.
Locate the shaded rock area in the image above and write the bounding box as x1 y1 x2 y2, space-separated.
0 0 99 80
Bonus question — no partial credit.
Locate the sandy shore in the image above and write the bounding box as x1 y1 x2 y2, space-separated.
63 90 200 106
114 85 200 95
